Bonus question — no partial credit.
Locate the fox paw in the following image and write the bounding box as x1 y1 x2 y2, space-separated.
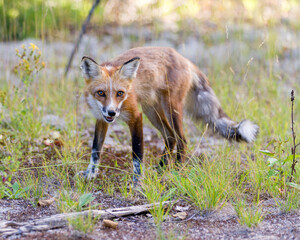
78 168 98 180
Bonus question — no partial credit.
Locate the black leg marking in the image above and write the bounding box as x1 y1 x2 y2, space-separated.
89 126 101 174
82 120 108 179
133 158 141 183
90 146 99 174
130 113 144 183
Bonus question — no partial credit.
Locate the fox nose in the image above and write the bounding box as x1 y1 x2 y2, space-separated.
108 110 116 117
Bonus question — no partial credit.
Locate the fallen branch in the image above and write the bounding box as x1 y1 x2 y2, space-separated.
0 201 171 237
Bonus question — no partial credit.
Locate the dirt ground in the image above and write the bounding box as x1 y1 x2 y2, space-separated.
1 197 300 239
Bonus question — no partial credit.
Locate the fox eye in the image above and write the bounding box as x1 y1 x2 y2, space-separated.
117 91 124 97
97 90 105 97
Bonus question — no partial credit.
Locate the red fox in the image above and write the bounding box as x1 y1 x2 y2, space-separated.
80 47 258 182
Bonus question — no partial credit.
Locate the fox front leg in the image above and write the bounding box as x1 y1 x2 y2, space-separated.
129 112 144 183
81 120 108 179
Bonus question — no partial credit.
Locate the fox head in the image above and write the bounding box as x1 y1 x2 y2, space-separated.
80 56 140 123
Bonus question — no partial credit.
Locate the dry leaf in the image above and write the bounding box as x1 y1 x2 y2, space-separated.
173 212 187 220
38 198 55 207
102 219 118 229
175 205 189 212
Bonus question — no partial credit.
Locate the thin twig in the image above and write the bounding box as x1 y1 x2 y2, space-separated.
289 90 298 181
64 0 101 77
75 91 80 152
16 162 131 174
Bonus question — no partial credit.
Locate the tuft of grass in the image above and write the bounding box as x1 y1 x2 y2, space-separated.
98 173 117 196
140 168 175 225
118 174 134 199
276 189 300 212
156 226 188 240
68 212 99 234
233 199 265 228
21 171 45 206
171 156 234 211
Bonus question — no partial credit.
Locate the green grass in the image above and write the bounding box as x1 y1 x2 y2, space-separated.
233 199 265 228
0 0 106 41
1 0 300 41
68 212 99 234
140 167 176 225
171 155 235 211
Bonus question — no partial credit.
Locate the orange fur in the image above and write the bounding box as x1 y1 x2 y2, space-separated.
80 47 258 180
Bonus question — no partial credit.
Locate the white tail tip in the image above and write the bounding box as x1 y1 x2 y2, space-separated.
238 120 259 143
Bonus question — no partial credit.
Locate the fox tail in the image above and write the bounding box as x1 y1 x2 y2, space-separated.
185 70 259 142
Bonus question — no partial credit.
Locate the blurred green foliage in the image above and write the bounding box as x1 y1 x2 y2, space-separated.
0 0 106 41
1 0 300 40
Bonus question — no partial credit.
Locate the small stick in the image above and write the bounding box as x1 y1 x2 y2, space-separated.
64 0 101 77
289 90 298 181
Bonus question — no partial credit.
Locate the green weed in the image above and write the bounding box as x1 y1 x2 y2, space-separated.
3 181 31 199
3 44 45 141
57 191 98 213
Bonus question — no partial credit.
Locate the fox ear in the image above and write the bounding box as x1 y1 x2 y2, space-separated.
119 57 140 79
80 56 101 80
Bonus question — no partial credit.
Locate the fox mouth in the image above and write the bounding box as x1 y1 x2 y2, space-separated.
103 116 115 123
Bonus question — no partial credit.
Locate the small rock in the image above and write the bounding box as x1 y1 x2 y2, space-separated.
43 139 53 146
37 198 55 207
173 212 187 220
175 205 190 212
102 219 118 229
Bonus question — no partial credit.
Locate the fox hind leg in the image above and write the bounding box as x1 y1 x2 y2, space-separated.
171 105 186 164
142 105 176 168
162 100 187 165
